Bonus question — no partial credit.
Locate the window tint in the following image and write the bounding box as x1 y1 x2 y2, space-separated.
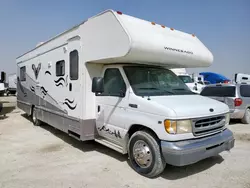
20 66 26 81
240 85 250 97
70 50 79 80
56 60 65 76
201 86 236 97
101 68 126 97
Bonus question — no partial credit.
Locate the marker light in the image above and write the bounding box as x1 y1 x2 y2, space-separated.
151 22 156 25
117 11 123 15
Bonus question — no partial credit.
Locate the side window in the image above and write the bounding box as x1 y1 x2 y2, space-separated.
102 68 126 97
240 85 250 97
20 66 26 81
70 50 78 80
56 60 65 76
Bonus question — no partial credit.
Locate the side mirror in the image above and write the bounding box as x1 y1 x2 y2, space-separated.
92 77 104 93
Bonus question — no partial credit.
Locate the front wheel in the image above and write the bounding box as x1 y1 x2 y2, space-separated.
128 130 166 178
31 107 42 126
242 108 250 124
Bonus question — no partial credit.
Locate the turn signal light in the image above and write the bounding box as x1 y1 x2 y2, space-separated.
164 120 177 134
234 98 242 107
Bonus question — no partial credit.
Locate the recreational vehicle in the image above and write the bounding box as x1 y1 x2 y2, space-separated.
235 73 250 84
17 10 234 177
171 68 204 93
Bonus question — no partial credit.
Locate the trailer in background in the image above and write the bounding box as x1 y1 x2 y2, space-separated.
6 73 17 95
0 71 6 96
235 73 250 84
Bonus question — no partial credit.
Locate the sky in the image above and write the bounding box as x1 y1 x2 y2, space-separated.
0 0 249 79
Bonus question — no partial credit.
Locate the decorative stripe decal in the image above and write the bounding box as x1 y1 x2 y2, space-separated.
63 98 77 110
63 101 77 110
45 71 52 75
55 82 63 87
54 77 65 84
30 86 35 92
64 98 74 104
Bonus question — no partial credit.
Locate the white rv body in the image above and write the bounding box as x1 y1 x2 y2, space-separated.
16 10 234 177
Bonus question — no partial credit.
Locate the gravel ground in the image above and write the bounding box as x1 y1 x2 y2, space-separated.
1 96 250 188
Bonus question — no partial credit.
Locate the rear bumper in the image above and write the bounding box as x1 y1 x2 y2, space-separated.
230 109 245 119
161 129 234 166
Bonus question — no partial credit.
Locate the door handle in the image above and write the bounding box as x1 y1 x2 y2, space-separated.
97 105 100 112
129 104 138 108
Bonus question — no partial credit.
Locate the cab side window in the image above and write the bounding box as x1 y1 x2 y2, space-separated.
102 68 126 97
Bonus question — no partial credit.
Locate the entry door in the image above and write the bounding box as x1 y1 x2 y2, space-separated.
66 38 81 118
96 68 128 145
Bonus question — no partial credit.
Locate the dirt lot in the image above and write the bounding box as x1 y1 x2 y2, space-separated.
1 96 250 188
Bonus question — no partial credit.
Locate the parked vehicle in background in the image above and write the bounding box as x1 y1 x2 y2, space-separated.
0 71 6 96
16 10 234 177
6 73 17 95
200 72 230 84
201 83 250 124
171 68 204 93
235 73 250 84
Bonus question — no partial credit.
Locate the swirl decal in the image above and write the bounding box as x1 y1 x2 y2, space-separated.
63 98 77 110
55 82 63 87
54 77 67 87
45 71 51 75
54 77 65 84
40 86 48 96
30 86 35 93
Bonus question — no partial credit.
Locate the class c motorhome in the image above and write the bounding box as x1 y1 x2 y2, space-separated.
17 10 234 177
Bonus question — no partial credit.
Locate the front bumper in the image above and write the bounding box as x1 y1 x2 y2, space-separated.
161 129 234 166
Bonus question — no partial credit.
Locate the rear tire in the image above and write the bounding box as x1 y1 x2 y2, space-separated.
241 108 250 124
128 130 166 178
31 107 41 126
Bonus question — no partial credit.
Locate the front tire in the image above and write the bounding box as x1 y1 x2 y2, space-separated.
31 107 41 126
128 130 166 178
242 108 250 124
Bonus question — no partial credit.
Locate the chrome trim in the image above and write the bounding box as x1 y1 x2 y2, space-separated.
192 115 226 136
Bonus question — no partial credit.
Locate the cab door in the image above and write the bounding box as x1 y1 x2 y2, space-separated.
95 67 128 145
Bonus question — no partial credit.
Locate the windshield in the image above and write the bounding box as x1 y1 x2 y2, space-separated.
123 66 194 96
178 75 193 83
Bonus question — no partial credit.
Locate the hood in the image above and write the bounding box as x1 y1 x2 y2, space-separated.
148 95 229 119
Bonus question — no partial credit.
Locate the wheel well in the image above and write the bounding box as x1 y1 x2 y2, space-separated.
128 124 159 141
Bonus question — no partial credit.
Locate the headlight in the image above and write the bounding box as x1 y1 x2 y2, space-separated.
164 120 192 134
225 113 230 125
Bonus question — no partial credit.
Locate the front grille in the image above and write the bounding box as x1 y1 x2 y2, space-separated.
193 116 225 136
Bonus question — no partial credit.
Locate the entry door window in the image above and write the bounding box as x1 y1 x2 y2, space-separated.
102 68 126 97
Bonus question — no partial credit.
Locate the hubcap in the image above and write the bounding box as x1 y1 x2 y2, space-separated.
133 140 152 168
247 109 250 121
